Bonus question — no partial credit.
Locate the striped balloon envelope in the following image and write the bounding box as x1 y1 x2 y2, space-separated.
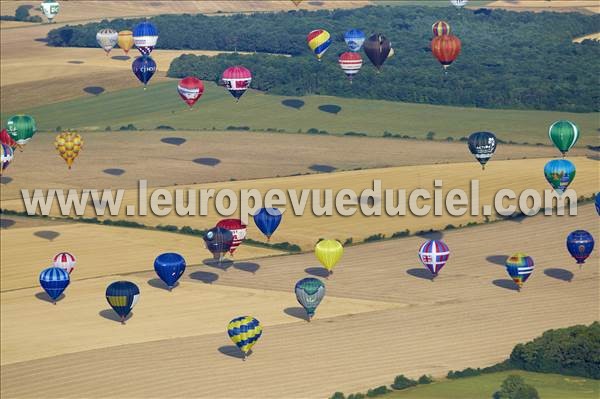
418 240 450 278
53 252 76 274
432 20 451 37
338 52 363 83
431 34 461 70
548 120 579 157
1 143 14 175
221 66 252 102
295 277 325 321
105 281 140 324
307 29 332 61
1 129 17 148
133 21 158 55
216 219 247 255
227 316 262 359
505 253 534 290
39 267 70 304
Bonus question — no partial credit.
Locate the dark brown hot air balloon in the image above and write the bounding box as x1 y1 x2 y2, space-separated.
363 33 391 72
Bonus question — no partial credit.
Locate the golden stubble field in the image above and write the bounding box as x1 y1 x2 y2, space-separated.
1 204 597 398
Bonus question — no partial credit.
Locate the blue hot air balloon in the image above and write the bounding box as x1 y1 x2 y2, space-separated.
132 55 156 88
295 277 325 321
154 253 186 290
39 267 70 304
344 29 366 52
203 227 234 260
133 21 158 55
595 193 600 216
253 208 282 240
566 230 595 265
544 159 575 194
106 281 140 324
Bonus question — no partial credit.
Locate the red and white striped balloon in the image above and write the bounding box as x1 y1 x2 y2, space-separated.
216 219 247 255
53 252 76 274
338 52 363 83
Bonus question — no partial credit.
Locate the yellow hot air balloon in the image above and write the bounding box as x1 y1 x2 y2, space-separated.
315 239 343 275
118 30 134 55
54 132 83 169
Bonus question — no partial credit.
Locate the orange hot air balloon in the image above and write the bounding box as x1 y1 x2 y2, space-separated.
431 34 461 70
54 131 83 169
118 30 134 55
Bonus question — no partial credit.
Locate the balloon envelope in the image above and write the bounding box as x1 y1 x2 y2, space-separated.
227 316 262 356
203 227 234 258
295 277 325 319
96 29 118 54
344 29 366 52
505 253 534 289
216 219 247 254
549 120 579 156
418 240 450 277
432 20 451 37
315 240 343 273
363 33 391 71
54 131 83 169
6 115 36 146
154 253 186 288
468 131 497 169
0 129 17 148
1 143 14 174
544 159 576 194
566 230 594 264
118 30 134 54
253 208 282 239
39 267 70 302
106 281 140 321
450 0 469 7
53 252 76 274
221 66 252 101
596 193 600 216
41 0 60 22
177 77 204 108
133 21 158 55
339 52 363 81
431 35 461 68
132 55 157 86
307 29 332 60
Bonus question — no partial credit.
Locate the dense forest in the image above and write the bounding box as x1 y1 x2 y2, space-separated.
47 6 600 112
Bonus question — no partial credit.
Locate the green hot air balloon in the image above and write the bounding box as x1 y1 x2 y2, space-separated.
6 115 36 149
295 277 325 321
549 120 579 157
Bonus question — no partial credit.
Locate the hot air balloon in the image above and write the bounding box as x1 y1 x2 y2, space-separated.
216 219 247 255
432 20 451 37
505 253 534 290
596 193 600 216
253 208 282 240
315 239 343 275
1 129 17 149
363 33 391 72
0 144 14 175
40 0 60 23
6 115 36 149
39 267 70 304
418 240 450 278
96 29 118 55
221 66 252 102
53 252 76 274
54 131 83 169
291 0 303 5
549 120 579 157
132 55 156 89
118 30 134 55
203 227 234 261
450 0 469 8
388 47 395 59
106 281 140 324
544 159 575 194
339 52 363 83
154 253 186 290
431 34 461 70
133 21 158 55
295 277 325 321
227 316 262 360
307 29 332 61
566 230 594 265
177 77 204 109
468 131 497 169
344 29 366 52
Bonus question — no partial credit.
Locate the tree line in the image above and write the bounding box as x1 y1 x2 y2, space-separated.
47 6 600 112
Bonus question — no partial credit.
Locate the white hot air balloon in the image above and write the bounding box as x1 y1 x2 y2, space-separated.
96 29 119 55
40 0 60 23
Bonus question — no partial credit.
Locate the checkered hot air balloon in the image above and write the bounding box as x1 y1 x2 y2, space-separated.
505 253 534 290
339 52 363 83
216 219 247 255
39 267 70 304
53 252 76 274
133 21 158 55
227 316 262 360
307 29 332 61
418 240 450 278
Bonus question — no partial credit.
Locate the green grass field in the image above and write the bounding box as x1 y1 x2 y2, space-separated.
376 371 599 399
4 80 597 145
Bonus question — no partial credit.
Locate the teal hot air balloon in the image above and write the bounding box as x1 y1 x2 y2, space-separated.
549 120 579 157
6 115 36 149
544 159 576 194
295 277 325 321
105 281 140 324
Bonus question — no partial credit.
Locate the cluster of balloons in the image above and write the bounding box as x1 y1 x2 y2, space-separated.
38 251 75 304
54 131 83 169
0 115 37 174
544 120 579 194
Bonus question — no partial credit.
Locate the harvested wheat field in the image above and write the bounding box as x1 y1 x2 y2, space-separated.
3 157 597 249
0 130 587 200
1 204 596 398
573 32 600 42
487 0 600 13
0 222 281 292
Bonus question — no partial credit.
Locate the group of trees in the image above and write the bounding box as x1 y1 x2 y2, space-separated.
0 5 42 22
47 6 600 111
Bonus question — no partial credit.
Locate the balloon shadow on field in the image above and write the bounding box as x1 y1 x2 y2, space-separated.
281 99 305 110
492 279 519 291
103 168 126 176
193 157 221 167
309 164 337 173
544 268 574 282
284 307 309 322
161 137 187 146
406 268 435 281
83 86 105 96
147 278 180 290
203 258 233 271
318 104 342 115
189 271 219 284
111 55 131 61
1 176 13 184
66 60 83 64
99 309 133 323
34 230 60 241
308 1 325 5
304 267 330 278
218 345 246 359
416 230 444 241
35 292 65 303
234 262 260 274
0 218 16 229
486 255 508 266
